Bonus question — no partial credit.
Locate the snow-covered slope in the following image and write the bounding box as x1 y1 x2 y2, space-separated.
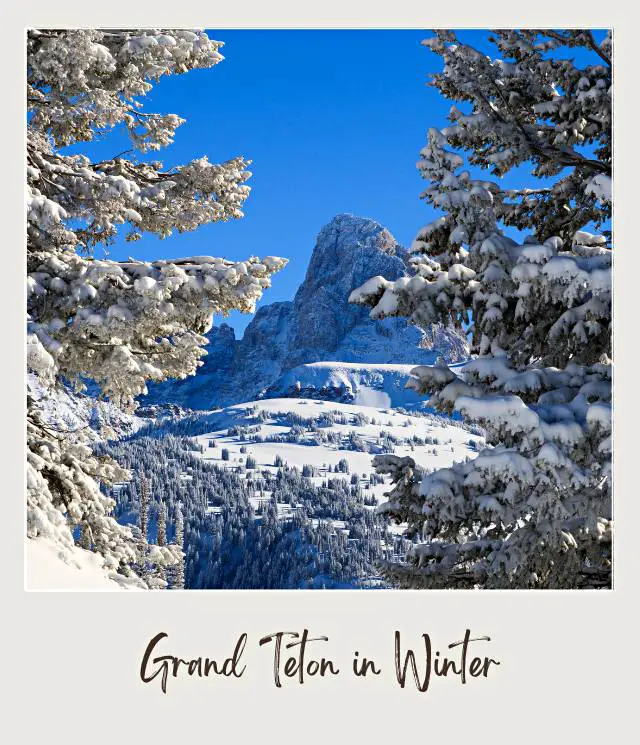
26 538 140 590
173 397 483 502
262 361 425 407
143 214 468 409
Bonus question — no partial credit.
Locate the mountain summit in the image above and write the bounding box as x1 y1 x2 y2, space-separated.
283 214 407 369
143 215 468 409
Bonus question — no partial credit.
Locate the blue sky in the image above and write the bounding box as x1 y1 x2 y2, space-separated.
73 29 607 336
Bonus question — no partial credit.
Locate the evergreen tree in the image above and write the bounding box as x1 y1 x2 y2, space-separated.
139 472 149 541
80 523 92 551
26 29 286 582
173 502 185 589
351 30 612 589
136 471 152 583
153 501 168 587
157 502 167 547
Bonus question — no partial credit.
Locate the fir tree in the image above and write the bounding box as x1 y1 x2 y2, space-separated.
351 30 612 589
173 502 185 589
139 472 149 541
26 29 286 583
157 502 167 547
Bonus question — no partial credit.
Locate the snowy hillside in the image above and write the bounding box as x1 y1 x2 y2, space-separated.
155 397 483 502
26 538 138 591
263 362 426 407
94 395 483 589
143 214 468 409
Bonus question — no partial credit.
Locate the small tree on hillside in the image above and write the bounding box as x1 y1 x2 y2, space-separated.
351 30 612 588
172 502 186 590
139 472 150 542
157 501 167 547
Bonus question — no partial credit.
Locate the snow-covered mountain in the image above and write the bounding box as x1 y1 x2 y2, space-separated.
143 214 468 410
263 362 425 407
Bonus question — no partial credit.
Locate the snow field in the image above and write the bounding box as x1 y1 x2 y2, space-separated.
191 397 482 502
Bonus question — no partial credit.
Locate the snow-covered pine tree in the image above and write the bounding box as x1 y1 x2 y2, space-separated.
151 500 168 587
135 470 153 584
350 30 612 589
173 502 185 589
157 502 167 547
80 523 92 551
26 29 286 585
139 472 149 541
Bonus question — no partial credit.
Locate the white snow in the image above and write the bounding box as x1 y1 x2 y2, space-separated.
584 174 612 204
26 538 136 591
353 386 391 408
266 361 436 408
191 397 483 501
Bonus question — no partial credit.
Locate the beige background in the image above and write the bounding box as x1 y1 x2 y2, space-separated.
6 3 636 742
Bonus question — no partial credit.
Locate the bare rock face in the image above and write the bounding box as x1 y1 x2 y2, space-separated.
284 214 408 368
142 214 468 409
231 300 293 400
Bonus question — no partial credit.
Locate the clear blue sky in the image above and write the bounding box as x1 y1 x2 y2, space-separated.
72 30 606 336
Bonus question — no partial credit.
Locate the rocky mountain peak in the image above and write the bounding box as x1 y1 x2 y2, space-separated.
284 215 409 369
142 214 468 410
315 213 403 256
